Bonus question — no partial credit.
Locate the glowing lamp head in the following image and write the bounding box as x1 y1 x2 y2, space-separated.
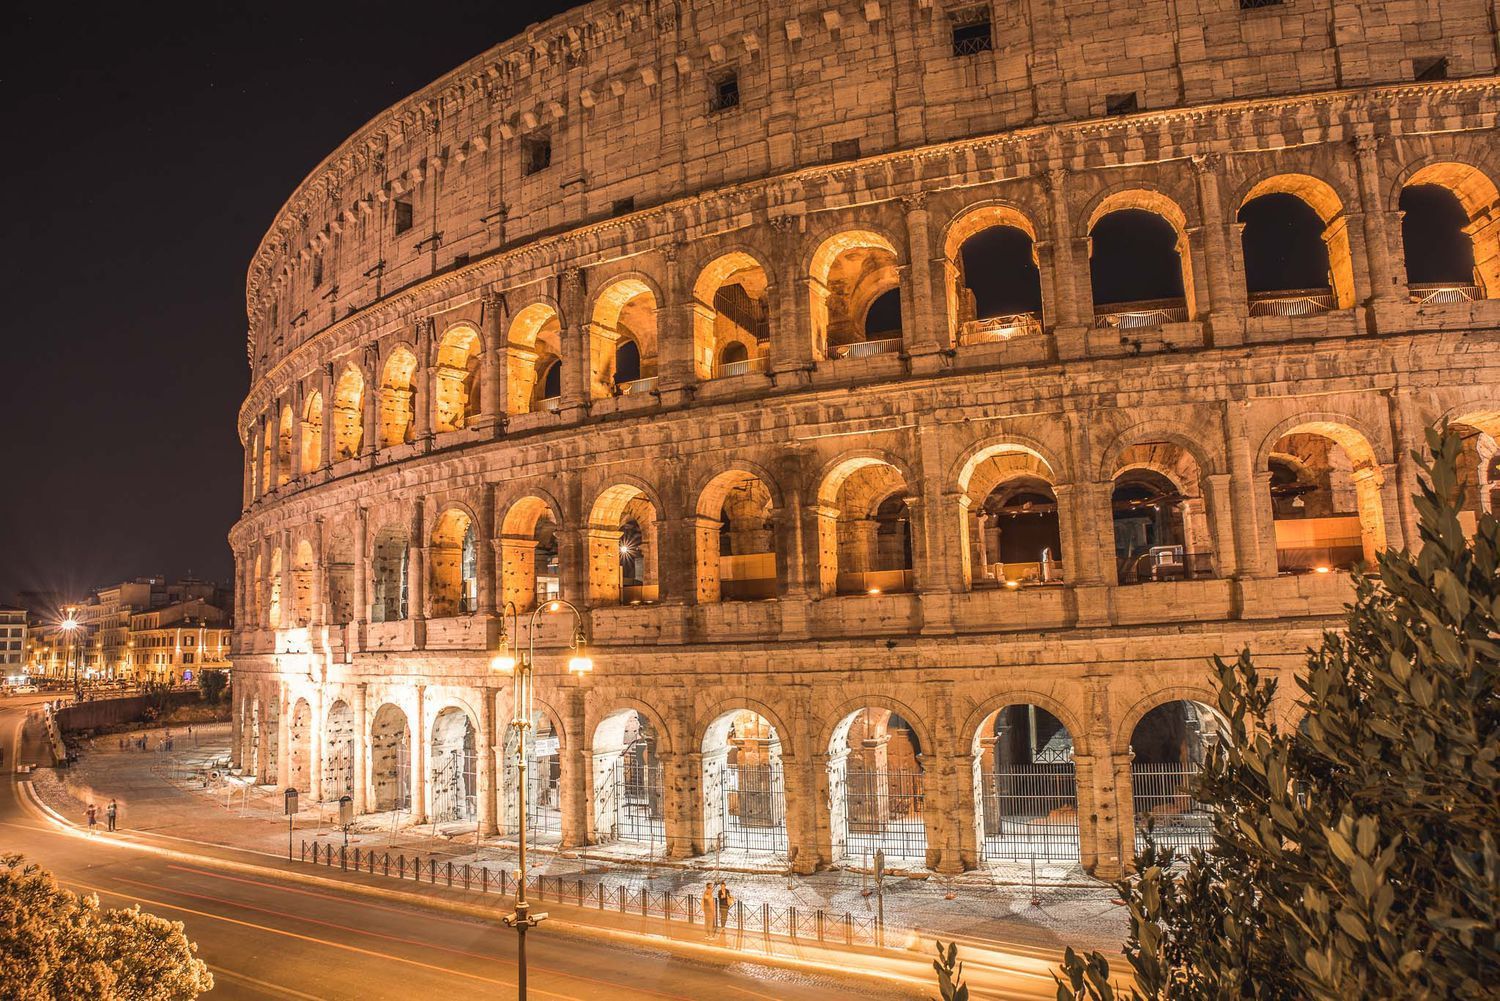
867 587 881 595
490 653 517 675
61 618 78 632
1314 565 1331 574
549 601 562 613
568 653 594 677
1003 579 1020 589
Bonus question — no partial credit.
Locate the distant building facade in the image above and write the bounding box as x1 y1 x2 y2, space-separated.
0 606 27 678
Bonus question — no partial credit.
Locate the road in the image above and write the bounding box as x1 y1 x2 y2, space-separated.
0 696 919 1000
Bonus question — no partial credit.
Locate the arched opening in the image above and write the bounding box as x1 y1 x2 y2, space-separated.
944 206 1044 345
587 485 660 605
428 510 477 618
959 445 1064 588
694 252 770 379
429 706 477 825
291 539 315 625
259 423 273 496
972 704 1078 861
300 392 324 474
1447 415 1500 536
1239 184 1346 316
1088 198 1192 329
1268 424 1385 572
331 366 365 461
267 547 283 628
251 553 264 626
370 703 412 812
323 700 354 801
1110 443 1215 584
696 470 777 602
433 325 482 433
809 230 903 360
378 347 417 447
591 279 659 397
276 404 293 486
827 708 926 863
701 709 786 857
591 709 664 847
370 525 409 622
499 496 560 611
818 458 914 596
507 304 563 415
1399 162 1500 300
502 710 561 843
325 528 354 625
288 698 312 795
1130 700 1225 852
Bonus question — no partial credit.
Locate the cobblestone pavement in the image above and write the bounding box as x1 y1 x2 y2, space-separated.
34 722 1128 955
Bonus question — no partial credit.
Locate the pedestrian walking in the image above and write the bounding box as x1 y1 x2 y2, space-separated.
86 803 98 834
106 799 118 833
702 882 716 937
716 880 733 935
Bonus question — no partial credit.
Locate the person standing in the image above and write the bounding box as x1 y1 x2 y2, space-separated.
716 881 733 935
106 799 118 833
85 803 98 834
701 882 716 937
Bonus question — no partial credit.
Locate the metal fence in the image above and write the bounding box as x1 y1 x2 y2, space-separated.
979 764 1080 861
721 765 787 855
297 839 886 947
840 770 927 861
1132 762 1213 851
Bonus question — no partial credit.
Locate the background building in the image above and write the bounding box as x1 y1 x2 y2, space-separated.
230 0 1500 878
129 598 232 686
0 606 28 679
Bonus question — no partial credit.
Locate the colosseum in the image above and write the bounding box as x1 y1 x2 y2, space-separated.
229 0 1500 879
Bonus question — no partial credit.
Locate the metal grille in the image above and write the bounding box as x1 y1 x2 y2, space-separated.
980 764 1080 861
721 765 787 855
324 737 355 800
610 758 664 844
1132 763 1213 851
527 764 561 836
841 770 927 860
430 748 478 824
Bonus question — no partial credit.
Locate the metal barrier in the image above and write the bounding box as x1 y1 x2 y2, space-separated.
296 838 889 947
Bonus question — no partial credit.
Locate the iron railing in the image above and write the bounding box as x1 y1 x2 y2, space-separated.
979 764 1080 861
1408 282 1483 305
714 355 767 379
1247 289 1336 317
720 764 788 855
1132 762 1213 852
298 839 887 946
961 312 1042 345
1093 299 1189 330
1116 551 1215 585
838 769 927 861
1276 545 1363 574
616 376 658 396
834 337 902 359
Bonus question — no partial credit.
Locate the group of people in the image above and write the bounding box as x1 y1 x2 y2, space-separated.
84 799 119 833
701 880 735 936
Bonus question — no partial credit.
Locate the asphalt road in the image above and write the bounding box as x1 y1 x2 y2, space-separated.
0 697 918 1000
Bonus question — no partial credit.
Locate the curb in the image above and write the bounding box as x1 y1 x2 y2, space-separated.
17 779 942 995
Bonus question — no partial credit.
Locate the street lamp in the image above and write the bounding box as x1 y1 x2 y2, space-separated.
490 598 594 1001
60 612 80 691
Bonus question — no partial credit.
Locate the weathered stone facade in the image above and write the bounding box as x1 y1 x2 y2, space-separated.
230 0 1500 878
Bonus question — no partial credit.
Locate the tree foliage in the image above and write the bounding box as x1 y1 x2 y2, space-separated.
196 669 228 705
0 854 213 1000
1056 427 1499 1000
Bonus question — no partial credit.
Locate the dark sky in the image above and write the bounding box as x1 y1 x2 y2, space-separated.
0 2 575 604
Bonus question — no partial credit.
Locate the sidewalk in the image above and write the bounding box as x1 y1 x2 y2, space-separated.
33 722 1128 956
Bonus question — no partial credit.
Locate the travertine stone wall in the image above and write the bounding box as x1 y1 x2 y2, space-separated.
231 0 1500 878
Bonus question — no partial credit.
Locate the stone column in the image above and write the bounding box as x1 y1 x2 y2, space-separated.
1351 135 1405 307
559 691 587 848
310 685 326 801
783 749 819 875
1190 153 1246 346
661 749 696 860
276 681 292 791
352 507 369 650
353 682 369 814
289 379 306 481
1223 401 1276 578
230 686 244 770
361 345 380 462
267 403 283 492
1043 168 1089 359
478 685 499 836
1053 482 1106 586
414 318 434 448
320 363 336 470
477 290 504 434
768 216 816 383
477 485 498 617
1384 389 1422 551
309 518 326 628
1201 473 1241 579
559 268 591 420
656 242 698 404
410 684 428 825
408 507 426 646
902 193 944 362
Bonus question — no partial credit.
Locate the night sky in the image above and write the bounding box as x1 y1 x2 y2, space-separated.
0 2 574 604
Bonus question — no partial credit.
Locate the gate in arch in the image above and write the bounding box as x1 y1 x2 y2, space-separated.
974 704 1080 862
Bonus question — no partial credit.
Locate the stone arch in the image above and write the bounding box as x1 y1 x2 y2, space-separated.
1262 416 1389 570
322 699 355 800
300 390 324 474
1114 686 1221 756
1394 160 1500 297
498 491 563 610
586 481 663 605
324 523 355 625
290 538 315 626
825 701 931 863
1107 440 1217 584
819 693 936 763
1098 421 1226 481
506 301 563 414
1122 692 1228 853
952 438 1064 494
958 444 1065 588
699 704 789 857
1082 186 1198 318
815 452 918 596
806 226 904 359
589 274 661 397
589 705 667 845
369 702 412 812
967 696 1083 863
288 697 313 795
1237 172 1358 310
369 522 409 622
428 701 479 824
693 249 773 379
433 322 483 433
276 403 293 486
378 344 418 447
940 201 1046 344
428 505 478 617
500 697 566 841
330 365 365 461
694 465 780 603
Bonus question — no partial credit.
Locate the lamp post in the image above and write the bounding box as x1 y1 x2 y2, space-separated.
490 598 594 1001
60 612 79 693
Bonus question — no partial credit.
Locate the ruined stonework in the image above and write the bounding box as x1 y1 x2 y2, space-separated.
229 0 1500 878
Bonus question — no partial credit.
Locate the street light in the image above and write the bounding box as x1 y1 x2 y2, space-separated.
60 612 80 691
490 598 594 1001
